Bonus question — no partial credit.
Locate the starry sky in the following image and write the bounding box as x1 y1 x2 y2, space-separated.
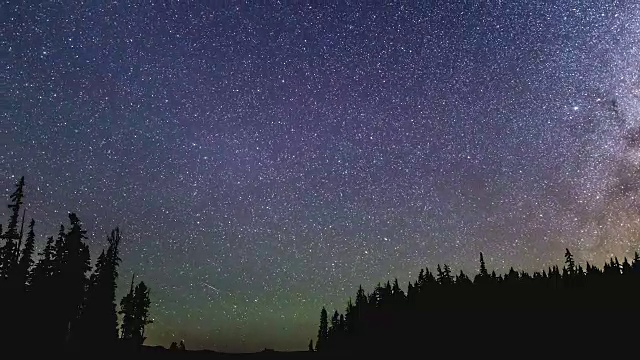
2 0 640 353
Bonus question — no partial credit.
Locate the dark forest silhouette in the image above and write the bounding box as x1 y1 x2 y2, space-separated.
314 251 640 354
0 177 152 353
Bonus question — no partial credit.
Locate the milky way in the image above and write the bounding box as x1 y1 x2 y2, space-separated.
2 0 640 352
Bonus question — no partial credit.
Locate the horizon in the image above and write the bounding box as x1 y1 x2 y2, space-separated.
4 0 640 353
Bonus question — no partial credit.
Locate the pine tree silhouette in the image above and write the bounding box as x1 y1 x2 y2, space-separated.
120 274 136 343
356 285 367 307
30 234 59 348
76 228 122 349
331 310 340 332
0 177 26 346
474 252 490 285
3 176 25 240
316 307 328 351
53 224 66 267
15 218 36 290
59 213 91 347
133 281 153 345
565 249 575 276
308 339 314 351
32 235 56 286
120 278 153 347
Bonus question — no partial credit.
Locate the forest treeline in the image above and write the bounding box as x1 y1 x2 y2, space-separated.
314 250 640 354
0 177 152 353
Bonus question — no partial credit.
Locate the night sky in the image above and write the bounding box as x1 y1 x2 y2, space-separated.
3 0 640 353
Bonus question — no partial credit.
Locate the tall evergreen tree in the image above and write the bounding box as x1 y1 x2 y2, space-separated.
59 213 91 345
0 177 25 347
15 218 36 290
53 224 66 275
30 234 58 348
120 274 136 343
120 278 153 347
32 235 56 286
132 281 153 345
0 235 17 280
564 249 575 275
330 310 340 334
391 278 405 305
316 307 328 351
355 285 367 307
479 252 488 276
0 177 26 281
474 252 490 284
437 264 453 285
77 228 122 349
3 176 25 240
417 268 426 287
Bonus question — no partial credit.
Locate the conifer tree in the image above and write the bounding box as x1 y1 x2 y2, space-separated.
443 264 452 283
330 310 340 333
479 252 488 276
0 235 17 280
355 285 367 308
132 281 153 345
437 264 453 285
381 280 392 304
316 307 328 351
78 228 122 348
59 213 91 344
391 278 405 303
0 178 25 347
474 252 489 284
32 235 56 286
30 234 57 348
120 278 153 346
564 249 575 275
120 274 136 342
392 278 402 295
3 176 25 240
345 298 355 333
15 218 35 290
53 224 66 275
308 339 314 351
